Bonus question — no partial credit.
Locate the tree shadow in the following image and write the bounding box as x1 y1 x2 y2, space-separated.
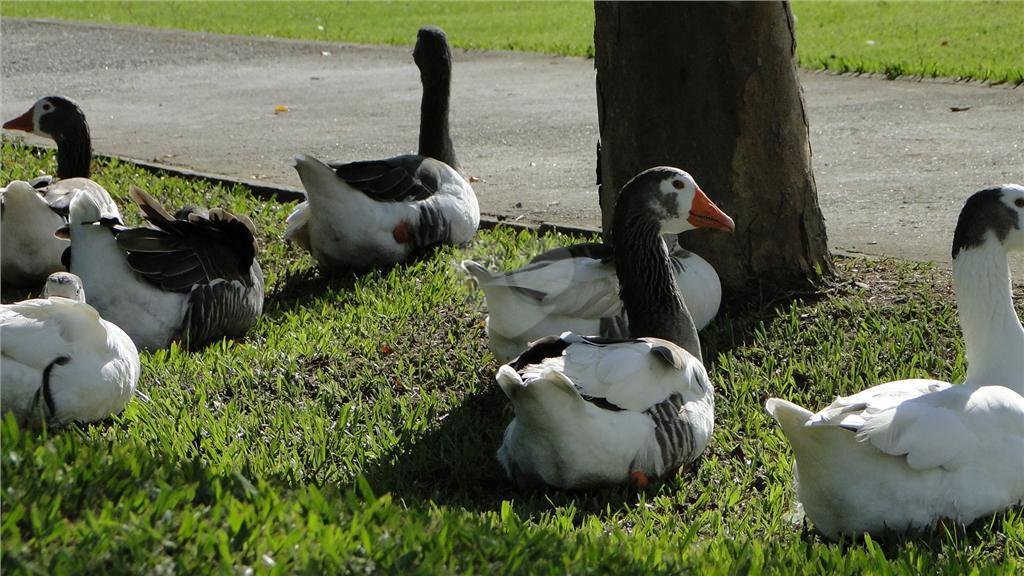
359 384 654 517
263 265 360 314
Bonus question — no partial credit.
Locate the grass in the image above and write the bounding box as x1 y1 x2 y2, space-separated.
2 138 1023 573
2 1 1022 83
792 1 1024 84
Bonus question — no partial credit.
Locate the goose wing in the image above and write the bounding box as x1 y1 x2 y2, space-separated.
328 155 446 203
471 255 622 318
39 178 119 221
0 298 104 367
509 334 705 413
115 187 259 291
803 379 1010 471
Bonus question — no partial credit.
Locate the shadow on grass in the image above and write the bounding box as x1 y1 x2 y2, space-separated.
358 383 682 519
802 505 1024 560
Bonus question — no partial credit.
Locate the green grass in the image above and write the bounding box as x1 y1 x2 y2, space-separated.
793 1 1024 83
2 1 1022 82
2 139 1023 573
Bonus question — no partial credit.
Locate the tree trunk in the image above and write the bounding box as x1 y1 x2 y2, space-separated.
595 1 833 297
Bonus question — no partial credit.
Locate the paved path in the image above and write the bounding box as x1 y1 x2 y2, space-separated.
3 19 1022 273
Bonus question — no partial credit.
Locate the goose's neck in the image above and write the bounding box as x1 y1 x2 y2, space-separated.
613 205 701 362
417 71 460 172
953 242 1024 393
54 120 92 179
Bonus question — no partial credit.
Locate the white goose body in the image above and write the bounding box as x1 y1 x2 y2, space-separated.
0 272 139 425
69 213 188 350
498 333 714 489
766 184 1024 539
67 187 264 351
1 181 70 286
289 153 478 271
287 26 479 272
496 167 735 490
463 241 722 362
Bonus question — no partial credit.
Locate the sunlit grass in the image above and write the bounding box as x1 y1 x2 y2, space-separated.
2 1 1021 82
1 140 1022 573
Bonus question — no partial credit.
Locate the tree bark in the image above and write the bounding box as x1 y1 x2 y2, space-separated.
595 1 833 297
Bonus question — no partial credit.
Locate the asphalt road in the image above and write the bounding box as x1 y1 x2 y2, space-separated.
3 18 1022 273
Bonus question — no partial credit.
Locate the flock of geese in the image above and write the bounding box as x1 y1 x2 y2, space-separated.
1 26 1022 541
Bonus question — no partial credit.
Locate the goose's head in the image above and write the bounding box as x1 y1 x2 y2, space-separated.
952 184 1024 259
619 167 735 236
3 96 88 143
414 26 453 85
43 272 86 303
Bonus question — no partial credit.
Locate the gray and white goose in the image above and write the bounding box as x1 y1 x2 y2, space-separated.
1 272 139 426
2 96 118 287
286 26 479 271
766 184 1024 539
64 186 264 351
496 167 734 490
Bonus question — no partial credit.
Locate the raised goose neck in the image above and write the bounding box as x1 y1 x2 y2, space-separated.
953 241 1024 393
53 113 92 180
417 60 460 172
612 188 702 362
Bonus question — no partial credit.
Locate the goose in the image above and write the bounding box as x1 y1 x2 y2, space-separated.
2 96 117 287
1 272 139 426
765 184 1024 539
463 228 727 363
495 167 735 490
3 95 92 185
64 185 264 351
285 26 479 271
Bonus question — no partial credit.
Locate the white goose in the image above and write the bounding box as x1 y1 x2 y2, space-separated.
2 96 118 287
766 184 1024 539
286 26 479 272
463 230 727 363
1 272 139 426
496 167 735 489
65 186 264 351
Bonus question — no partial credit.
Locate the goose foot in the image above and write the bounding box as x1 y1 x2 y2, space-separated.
629 470 650 489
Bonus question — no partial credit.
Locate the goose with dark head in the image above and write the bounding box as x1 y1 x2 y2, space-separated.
494 167 733 490
286 26 478 272
4 95 92 180
461 168 732 362
2 97 118 288
766 184 1024 539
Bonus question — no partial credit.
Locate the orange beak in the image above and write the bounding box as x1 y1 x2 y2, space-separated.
3 107 34 133
687 187 735 232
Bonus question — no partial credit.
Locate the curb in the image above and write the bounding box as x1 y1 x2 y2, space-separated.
16 142 605 240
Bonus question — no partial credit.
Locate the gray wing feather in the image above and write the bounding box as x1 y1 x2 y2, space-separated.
329 155 444 202
182 262 265 350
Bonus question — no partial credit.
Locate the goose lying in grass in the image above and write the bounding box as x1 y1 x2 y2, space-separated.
64 186 264 351
1 272 139 426
495 167 735 489
463 228 728 363
2 96 118 287
286 26 479 272
766 184 1024 539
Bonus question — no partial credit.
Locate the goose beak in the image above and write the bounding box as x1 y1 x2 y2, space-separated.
3 108 34 133
687 187 735 232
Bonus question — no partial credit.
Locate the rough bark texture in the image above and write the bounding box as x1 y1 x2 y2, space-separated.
595 1 833 297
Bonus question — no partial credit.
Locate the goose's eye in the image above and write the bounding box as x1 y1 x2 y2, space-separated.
672 180 685 190
1015 198 1024 208
42 104 52 111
